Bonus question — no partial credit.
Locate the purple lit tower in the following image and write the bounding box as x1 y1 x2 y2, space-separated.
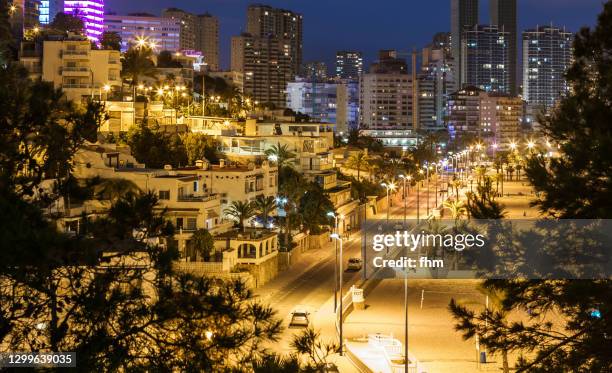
63 0 104 42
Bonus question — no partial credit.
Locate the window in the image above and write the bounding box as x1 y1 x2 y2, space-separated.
186 218 197 231
176 217 184 229
159 190 170 200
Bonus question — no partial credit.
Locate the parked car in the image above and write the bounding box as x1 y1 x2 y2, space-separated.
323 362 340 372
289 309 310 327
347 257 363 271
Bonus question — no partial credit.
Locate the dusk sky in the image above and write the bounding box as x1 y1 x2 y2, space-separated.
105 0 604 71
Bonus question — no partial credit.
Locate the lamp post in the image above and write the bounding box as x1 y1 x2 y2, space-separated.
398 175 411 224
331 233 344 356
327 211 343 311
381 182 396 222
425 165 430 216
417 169 424 223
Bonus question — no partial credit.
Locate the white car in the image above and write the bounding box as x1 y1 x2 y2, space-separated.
289 310 310 327
347 258 363 271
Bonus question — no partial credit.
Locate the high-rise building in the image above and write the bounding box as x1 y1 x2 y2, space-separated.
490 0 517 95
231 33 293 108
195 13 219 71
162 8 195 51
451 0 478 88
447 86 522 147
301 61 327 81
522 25 573 111
418 43 456 132
39 0 49 24
246 4 302 75
39 0 62 24
286 79 337 123
63 0 104 42
335 51 363 80
104 13 181 52
462 25 510 94
336 80 359 133
9 0 40 40
359 50 413 130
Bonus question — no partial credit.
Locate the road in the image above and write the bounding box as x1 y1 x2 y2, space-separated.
255 179 445 361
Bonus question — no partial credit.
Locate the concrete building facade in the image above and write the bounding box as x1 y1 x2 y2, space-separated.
231 33 293 108
522 25 573 112
461 25 510 94
336 51 363 80
195 13 219 71
40 38 121 103
104 13 181 52
451 0 479 88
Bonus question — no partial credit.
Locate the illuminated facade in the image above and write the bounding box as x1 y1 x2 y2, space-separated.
63 0 104 42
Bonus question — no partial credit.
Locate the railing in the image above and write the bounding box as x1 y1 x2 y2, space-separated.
62 50 88 56
62 83 92 89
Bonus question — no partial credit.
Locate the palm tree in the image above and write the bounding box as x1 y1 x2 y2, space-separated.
493 172 504 196
253 195 276 228
224 200 255 232
186 228 214 261
121 47 156 88
475 166 487 185
94 178 140 202
345 151 371 181
443 199 467 221
264 143 296 168
451 178 462 199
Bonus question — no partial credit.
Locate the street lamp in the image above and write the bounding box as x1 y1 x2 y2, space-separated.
398 175 412 224
330 233 344 356
417 169 424 223
327 211 344 311
381 182 396 222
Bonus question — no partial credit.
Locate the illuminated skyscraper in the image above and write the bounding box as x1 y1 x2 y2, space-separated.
523 26 573 111
490 0 518 95
335 51 363 80
451 0 479 88
63 0 104 42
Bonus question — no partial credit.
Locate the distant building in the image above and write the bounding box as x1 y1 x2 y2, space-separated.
451 0 479 88
285 79 360 129
231 33 293 109
246 4 302 76
104 13 181 52
522 26 573 112
162 8 196 51
335 51 363 80
418 37 456 132
462 25 510 94
359 50 413 131
490 0 518 95
195 13 219 71
447 86 522 148
40 0 61 25
301 61 327 81
63 0 104 42
336 80 359 133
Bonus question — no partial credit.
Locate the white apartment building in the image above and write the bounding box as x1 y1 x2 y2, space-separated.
175 159 278 223
33 39 121 103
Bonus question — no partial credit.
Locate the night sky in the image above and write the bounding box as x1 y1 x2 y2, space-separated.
105 0 604 71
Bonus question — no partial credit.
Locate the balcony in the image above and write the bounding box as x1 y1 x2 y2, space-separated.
62 83 92 89
61 66 90 76
62 50 89 59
